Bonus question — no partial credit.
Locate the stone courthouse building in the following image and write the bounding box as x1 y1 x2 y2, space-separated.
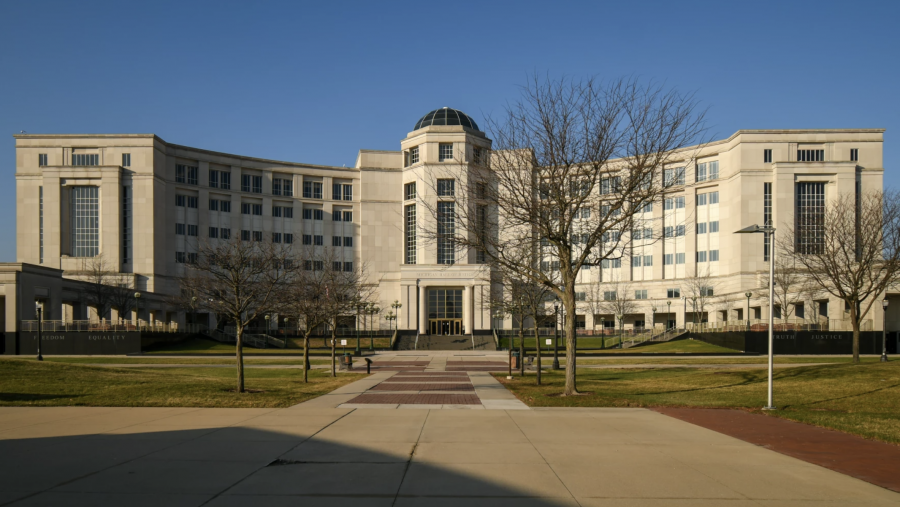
8 107 895 344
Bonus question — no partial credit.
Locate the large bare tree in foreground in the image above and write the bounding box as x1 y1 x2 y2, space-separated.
180 238 297 392
421 76 708 395
780 191 900 363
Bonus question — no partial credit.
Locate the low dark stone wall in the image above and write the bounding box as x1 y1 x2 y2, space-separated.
14 331 195 355
691 331 892 354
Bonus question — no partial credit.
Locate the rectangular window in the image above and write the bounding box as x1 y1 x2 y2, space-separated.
798 149 825 162
764 182 772 261
209 199 219 211
603 291 617 301
473 147 484 165
709 161 719 179
72 154 99 166
635 290 648 300
405 204 416 264
176 223 185 235
664 167 685 186
601 258 621 269
576 292 587 302
253 204 262 216
404 182 416 200
643 255 652 266
664 198 673 210
709 250 719 261
176 252 185 263
344 236 352 247
241 174 250 192
632 256 642 267
709 221 719 233
676 253 685 264
333 261 342 271
764 149 772 163
343 262 353 272
313 235 323 246
697 193 707 206
208 227 219 238
188 196 198 208
697 222 707 234
221 200 231 213
176 195 185 207
409 146 419 164
437 179 455 197
209 170 219 188
39 154 48 166
708 192 719 204
253 231 263 242
122 153 131 167
273 206 282 217
697 250 707 262
644 228 652 239
303 181 323 199
675 225 685 237
332 182 352 201
332 236 342 247
273 233 282 243
187 224 198 237
667 288 681 298
242 230 251 241
71 186 99 257
675 196 685 209
696 162 707 182
220 228 231 240
476 204 488 263
302 234 312 245
796 182 826 254
850 148 859 162
439 143 453 161
176 164 198 185
664 226 673 238
273 177 293 196
187 253 198 264
437 201 455 264
242 203 251 215
284 233 292 244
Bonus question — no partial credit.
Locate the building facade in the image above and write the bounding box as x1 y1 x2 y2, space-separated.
12 108 893 335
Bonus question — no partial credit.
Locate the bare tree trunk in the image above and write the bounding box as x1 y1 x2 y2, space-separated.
330 320 337 377
303 333 311 383
563 285 578 396
236 324 245 393
534 324 542 385
518 314 525 377
851 302 860 364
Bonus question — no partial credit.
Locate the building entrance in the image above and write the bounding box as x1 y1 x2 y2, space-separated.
427 289 463 335
429 319 462 335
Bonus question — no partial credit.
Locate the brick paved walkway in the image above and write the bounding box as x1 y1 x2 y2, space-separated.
655 407 900 494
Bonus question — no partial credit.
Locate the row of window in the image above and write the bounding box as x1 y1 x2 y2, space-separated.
695 161 719 182
696 191 720 205
302 234 352 246
696 221 720 234
663 250 720 265
180 195 351 221
696 250 721 262
302 260 354 272
60 152 129 167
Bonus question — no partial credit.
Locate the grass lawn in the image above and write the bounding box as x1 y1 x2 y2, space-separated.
144 337 388 355
0 359 364 408
568 356 882 365
497 362 900 445
6 357 332 365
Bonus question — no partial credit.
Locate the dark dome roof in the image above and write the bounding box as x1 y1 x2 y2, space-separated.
414 107 479 131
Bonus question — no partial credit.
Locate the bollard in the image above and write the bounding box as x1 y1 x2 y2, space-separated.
365 357 373 374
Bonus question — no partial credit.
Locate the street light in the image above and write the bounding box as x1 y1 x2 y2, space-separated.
667 300 671 330
736 223 776 410
354 299 364 356
552 303 560 370
691 296 698 328
264 314 270 349
369 305 380 350
651 306 657 340
600 316 605 349
134 292 141 331
681 295 686 330
391 300 402 331
191 296 197 332
35 302 43 361
745 292 753 331
882 299 889 362
385 311 396 332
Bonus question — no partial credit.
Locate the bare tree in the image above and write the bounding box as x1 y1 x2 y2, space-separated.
598 278 638 345
758 251 806 322
75 255 116 321
109 274 137 325
683 267 720 326
286 253 334 383
419 76 708 395
180 237 298 392
779 190 900 362
319 249 374 377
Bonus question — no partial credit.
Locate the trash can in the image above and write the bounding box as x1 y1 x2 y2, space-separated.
341 353 353 370
510 350 520 369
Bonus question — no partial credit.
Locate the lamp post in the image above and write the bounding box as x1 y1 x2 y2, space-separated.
882 299 889 362
745 292 752 331
552 303 560 370
616 313 624 348
667 300 671 329
600 317 605 349
385 311 395 332
391 300 402 332
736 223 776 410
35 303 43 361
691 296 697 328
369 305 380 350
264 315 270 349
134 292 141 331
651 306 657 340
353 300 363 356
681 295 686 330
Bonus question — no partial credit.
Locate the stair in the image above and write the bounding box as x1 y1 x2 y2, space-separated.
395 334 496 351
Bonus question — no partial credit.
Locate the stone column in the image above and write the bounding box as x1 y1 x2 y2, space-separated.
465 284 475 334
418 283 427 334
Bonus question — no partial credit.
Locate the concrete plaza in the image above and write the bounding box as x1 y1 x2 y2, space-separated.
1 385 898 506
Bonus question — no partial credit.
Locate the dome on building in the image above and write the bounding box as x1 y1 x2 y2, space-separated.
413 107 480 131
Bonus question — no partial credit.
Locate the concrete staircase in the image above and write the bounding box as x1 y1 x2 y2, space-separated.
395 334 496 351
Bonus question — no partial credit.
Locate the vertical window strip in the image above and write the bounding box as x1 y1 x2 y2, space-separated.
796 182 826 254
122 186 132 263
71 186 99 257
405 204 416 264
764 182 772 261
39 187 43 263
437 202 455 265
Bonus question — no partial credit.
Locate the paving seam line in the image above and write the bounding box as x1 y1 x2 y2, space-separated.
197 407 359 507
390 408 430 507
504 408 580 504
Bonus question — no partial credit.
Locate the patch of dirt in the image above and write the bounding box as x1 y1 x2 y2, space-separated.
546 391 595 398
222 389 266 393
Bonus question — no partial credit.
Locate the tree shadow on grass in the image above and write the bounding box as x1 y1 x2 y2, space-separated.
0 393 83 403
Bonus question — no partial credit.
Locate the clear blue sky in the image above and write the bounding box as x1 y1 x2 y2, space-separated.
2 0 897 262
